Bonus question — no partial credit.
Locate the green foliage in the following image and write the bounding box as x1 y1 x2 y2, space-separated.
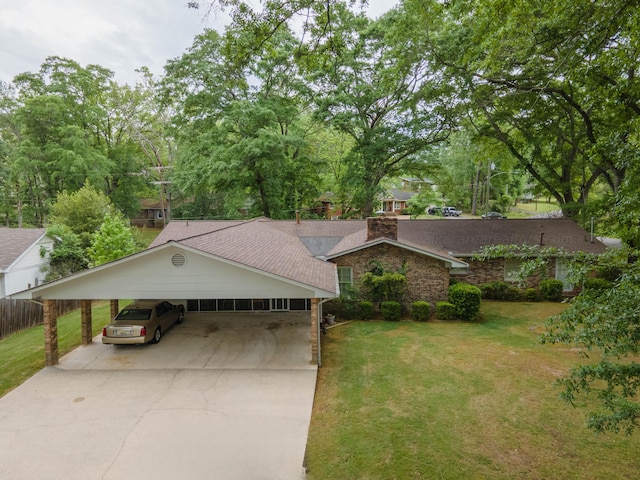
523 288 541 302
435 301 456 321
411 301 431 321
43 224 88 280
359 301 374 320
332 287 361 320
582 277 611 292
360 261 408 305
86 213 139 267
479 281 511 300
448 283 482 321
542 246 640 433
539 279 564 302
407 189 438 219
380 301 402 322
49 183 114 247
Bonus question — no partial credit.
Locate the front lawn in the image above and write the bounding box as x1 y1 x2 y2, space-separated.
304 301 639 479
0 301 114 397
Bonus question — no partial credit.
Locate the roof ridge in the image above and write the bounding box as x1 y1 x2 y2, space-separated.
164 218 263 242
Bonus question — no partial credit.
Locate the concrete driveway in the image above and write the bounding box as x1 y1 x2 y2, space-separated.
0 312 317 480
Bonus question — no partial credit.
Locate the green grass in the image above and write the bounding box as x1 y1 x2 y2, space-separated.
0 301 114 397
305 301 640 480
133 226 163 248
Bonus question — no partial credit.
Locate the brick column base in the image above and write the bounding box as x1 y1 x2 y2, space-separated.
81 300 93 345
110 299 119 321
311 298 319 365
44 299 58 366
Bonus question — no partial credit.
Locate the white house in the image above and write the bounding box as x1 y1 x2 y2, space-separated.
0 228 53 297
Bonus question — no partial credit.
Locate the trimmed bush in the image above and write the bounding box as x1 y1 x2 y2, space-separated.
505 286 523 301
480 281 511 300
411 301 431 321
583 277 611 291
359 301 374 320
523 288 541 302
539 279 564 302
436 301 456 320
381 301 402 321
448 283 482 320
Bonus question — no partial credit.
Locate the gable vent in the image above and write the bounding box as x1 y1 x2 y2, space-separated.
171 252 186 267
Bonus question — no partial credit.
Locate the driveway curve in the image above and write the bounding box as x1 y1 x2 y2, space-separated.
0 312 317 480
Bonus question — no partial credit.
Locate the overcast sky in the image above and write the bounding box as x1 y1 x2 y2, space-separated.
0 0 398 86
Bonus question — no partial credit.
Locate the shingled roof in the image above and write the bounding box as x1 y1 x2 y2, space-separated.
396 218 607 256
147 217 606 290
0 228 47 271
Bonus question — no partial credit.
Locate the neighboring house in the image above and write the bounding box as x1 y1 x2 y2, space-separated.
381 189 416 215
132 199 170 228
399 177 434 192
0 228 53 297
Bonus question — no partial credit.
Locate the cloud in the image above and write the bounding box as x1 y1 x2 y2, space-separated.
0 0 397 86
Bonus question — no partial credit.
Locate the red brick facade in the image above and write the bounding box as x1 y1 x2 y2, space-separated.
331 243 450 305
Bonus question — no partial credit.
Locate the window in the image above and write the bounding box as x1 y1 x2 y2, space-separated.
504 259 522 282
337 267 353 292
556 258 573 292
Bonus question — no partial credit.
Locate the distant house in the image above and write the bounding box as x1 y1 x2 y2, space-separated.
381 189 416 214
399 177 434 191
132 199 170 228
0 228 53 297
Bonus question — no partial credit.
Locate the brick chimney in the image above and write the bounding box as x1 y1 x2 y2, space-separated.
367 216 398 241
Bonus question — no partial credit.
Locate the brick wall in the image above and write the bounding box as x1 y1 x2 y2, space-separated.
457 257 560 289
331 243 450 306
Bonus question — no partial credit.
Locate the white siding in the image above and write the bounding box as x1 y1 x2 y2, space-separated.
3 236 53 296
28 246 329 300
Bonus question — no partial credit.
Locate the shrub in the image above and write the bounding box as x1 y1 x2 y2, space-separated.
359 301 374 320
505 286 523 301
411 301 431 321
361 271 407 303
436 301 456 320
448 283 482 320
523 288 541 302
583 277 611 291
596 265 622 282
539 279 564 301
381 301 402 321
480 281 511 300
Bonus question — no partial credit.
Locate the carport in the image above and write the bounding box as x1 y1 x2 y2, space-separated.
13 241 338 367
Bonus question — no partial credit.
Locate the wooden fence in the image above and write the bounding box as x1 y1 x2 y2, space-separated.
0 299 82 340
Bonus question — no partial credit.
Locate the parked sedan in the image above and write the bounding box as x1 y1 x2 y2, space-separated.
102 300 185 345
481 211 507 219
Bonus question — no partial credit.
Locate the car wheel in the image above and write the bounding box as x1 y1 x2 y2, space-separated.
177 309 185 324
152 327 161 344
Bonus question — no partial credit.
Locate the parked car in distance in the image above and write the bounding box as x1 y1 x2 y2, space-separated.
428 206 462 216
102 300 185 345
442 206 462 217
481 211 507 219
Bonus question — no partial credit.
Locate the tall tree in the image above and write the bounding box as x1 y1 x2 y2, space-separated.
407 0 640 223
305 5 453 216
165 28 322 218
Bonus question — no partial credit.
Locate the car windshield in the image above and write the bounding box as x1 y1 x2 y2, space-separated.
115 308 152 321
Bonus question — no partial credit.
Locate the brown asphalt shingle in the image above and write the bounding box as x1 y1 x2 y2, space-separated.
177 219 338 293
397 218 607 256
151 217 606 291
